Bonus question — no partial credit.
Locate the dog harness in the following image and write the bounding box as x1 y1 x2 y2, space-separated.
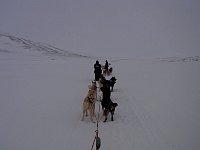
88 97 95 103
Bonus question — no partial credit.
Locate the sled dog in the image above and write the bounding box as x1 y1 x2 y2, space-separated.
103 101 118 122
109 76 117 92
82 89 96 122
88 80 97 92
102 66 113 76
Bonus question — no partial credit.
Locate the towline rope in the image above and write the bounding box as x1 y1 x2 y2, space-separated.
90 85 102 150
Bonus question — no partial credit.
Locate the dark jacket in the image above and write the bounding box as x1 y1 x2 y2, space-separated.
94 61 102 74
105 60 109 70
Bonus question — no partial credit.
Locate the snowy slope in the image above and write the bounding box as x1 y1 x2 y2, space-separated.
0 35 200 150
0 34 89 60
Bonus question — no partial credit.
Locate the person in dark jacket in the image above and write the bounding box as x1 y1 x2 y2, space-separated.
104 60 109 72
94 60 102 81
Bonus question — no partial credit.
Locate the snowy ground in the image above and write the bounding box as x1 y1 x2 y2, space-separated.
0 36 200 150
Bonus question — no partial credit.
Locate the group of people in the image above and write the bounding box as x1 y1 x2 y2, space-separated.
93 60 109 81
93 60 118 122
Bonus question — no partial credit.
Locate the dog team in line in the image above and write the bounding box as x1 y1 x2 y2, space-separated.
82 60 118 123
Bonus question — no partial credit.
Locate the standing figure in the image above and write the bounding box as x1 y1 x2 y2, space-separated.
104 60 109 72
103 60 109 76
94 60 102 81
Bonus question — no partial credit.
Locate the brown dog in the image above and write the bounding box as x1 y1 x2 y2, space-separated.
81 89 96 123
88 80 97 92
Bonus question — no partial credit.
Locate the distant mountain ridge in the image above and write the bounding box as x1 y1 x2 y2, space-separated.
1 33 199 62
0 33 89 58
157 56 200 62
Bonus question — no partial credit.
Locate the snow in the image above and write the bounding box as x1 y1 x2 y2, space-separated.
0 36 200 150
1 0 200 147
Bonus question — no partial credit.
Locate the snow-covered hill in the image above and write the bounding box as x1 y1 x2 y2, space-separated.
1 33 200 63
0 34 89 59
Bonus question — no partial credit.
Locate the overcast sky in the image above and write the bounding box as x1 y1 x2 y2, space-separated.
0 0 200 57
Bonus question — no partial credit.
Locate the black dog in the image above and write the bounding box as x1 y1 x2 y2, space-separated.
103 101 118 122
100 85 111 110
109 76 117 92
